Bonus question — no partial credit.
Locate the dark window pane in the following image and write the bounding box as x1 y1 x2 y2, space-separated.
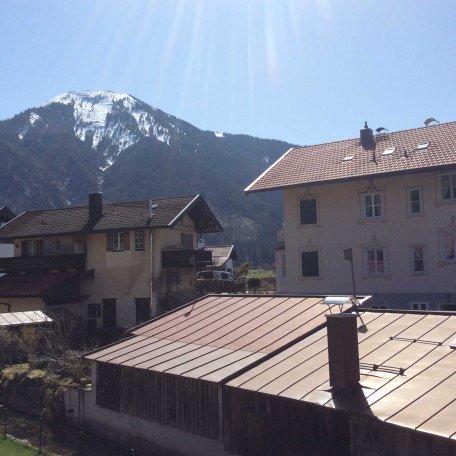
302 251 319 277
300 199 317 225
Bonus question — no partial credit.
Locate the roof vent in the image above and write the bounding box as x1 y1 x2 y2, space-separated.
360 121 375 149
382 147 396 156
416 142 430 151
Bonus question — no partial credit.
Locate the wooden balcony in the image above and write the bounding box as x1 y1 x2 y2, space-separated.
162 249 212 270
0 254 85 273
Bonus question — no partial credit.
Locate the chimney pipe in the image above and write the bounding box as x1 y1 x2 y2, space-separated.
89 192 103 225
360 121 375 149
326 313 360 390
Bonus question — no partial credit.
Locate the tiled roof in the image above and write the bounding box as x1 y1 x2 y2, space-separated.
85 295 360 383
205 245 236 267
0 195 222 240
228 310 456 439
246 121 456 193
0 272 78 297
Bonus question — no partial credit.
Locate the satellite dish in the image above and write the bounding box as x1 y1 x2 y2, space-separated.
375 127 388 133
424 117 439 126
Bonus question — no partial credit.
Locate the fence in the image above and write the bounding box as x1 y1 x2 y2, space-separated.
0 404 148 456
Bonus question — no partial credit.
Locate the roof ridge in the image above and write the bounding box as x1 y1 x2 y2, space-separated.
293 120 456 152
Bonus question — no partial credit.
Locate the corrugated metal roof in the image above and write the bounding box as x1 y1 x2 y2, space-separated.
85 295 357 382
227 311 456 439
0 310 52 327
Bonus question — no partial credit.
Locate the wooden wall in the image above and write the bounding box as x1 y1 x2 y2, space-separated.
96 362 219 440
223 386 350 456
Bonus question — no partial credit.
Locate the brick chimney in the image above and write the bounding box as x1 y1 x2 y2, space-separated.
360 121 375 149
89 192 103 225
326 313 360 390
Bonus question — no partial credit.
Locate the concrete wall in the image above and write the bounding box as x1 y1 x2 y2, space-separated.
280 170 456 310
64 362 234 456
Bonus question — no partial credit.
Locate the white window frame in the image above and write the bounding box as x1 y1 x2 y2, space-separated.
359 186 386 223
362 245 389 278
135 231 145 251
113 232 125 251
411 302 428 311
438 172 456 203
409 244 427 275
438 223 456 265
406 187 423 217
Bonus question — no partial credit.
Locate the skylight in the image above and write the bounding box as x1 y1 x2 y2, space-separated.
342 155 355 162
382 147 396 156
416 142 430 150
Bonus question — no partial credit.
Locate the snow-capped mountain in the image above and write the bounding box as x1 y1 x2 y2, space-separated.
47 90 171 153
0 90 296 264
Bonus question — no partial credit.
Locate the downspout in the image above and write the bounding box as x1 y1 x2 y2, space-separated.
150 230 154 315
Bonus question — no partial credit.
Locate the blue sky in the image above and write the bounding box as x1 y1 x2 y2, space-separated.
1 0 455 145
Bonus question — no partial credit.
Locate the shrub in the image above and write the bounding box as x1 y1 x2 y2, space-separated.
0 327 23 365
247 277 261 291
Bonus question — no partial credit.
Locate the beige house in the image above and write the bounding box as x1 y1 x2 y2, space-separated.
0 193 222 327
246 121 456 311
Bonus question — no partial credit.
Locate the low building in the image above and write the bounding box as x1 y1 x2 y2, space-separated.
0 193 222 327
66 294 359 455
0 206 15 277
205 245 237 273
66 297 456 456
246 121 456 311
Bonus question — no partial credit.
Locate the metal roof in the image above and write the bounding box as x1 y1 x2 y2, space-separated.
227 311 456 440
85 295 359 383
0 310 52 327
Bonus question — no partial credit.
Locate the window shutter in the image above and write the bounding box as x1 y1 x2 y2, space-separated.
106 233 113 251
124 231 130 250
21 241 27 256
36 240 43 256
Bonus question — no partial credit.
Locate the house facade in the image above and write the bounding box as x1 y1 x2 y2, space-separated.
0 193 222 327
247 121 456 311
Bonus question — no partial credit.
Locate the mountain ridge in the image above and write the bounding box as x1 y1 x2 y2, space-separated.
0 90 296 265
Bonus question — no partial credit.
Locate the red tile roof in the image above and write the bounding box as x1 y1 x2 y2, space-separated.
245 121 456 193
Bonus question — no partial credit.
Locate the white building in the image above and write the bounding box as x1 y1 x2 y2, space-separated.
246 121 456 311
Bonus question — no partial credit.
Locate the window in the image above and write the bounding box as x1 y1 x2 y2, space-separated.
410 245 426 274
299 198 317 225
371 305 388 310
364 192 383 219
181 233 194 249
49 239 61 254
135 231 145 250
113 232 125 251
440 230 456 262
87 303 101 318
439 173 456 201
301 251 319 277
407 187 423 216
440 303 456 311
363 247 388 277
411 302 427 311
21 239 43 257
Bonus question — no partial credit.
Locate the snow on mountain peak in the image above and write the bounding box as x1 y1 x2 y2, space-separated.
46 90 170 153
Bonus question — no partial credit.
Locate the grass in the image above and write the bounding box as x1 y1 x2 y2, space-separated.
246 269 275 279
0 437 42 455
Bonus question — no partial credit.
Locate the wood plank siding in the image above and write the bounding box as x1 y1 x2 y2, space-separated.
223 386 350 456
96 362 219 439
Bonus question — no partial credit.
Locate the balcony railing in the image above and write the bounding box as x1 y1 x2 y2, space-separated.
162 249 212 270
0 254 85 273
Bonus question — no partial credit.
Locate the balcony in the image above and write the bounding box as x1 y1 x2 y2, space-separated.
162 249 212 270
0 254 85 273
